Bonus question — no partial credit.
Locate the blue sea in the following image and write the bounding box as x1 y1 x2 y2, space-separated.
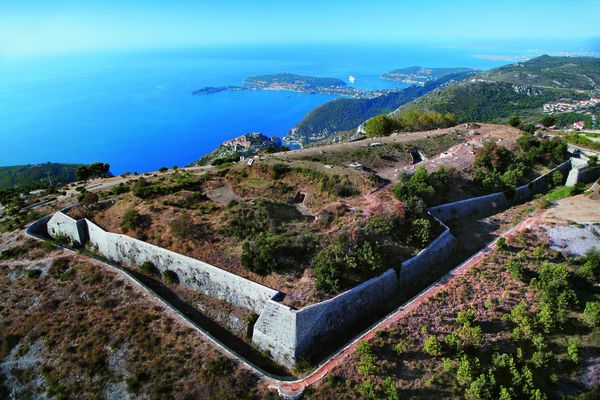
1 42 596 174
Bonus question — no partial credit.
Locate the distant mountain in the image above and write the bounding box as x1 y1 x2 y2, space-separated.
285 70 475 146
478 55 600 90
381 66 475 85
0 163 83 189
192 132 282 166
393 55 600 124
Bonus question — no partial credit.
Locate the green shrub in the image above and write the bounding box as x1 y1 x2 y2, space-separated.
536 302 556 333
139 261 157 275
567 338 581 364
577 249 600 283
496 237 507 251
445 332 461 353
393 342 404 355
582 301 600 327
423 335 442 357
392 166 449 209
357 353 376 376
313 243 344 294
241 231 315 275
506 260 523 280
459 324 483 348
456 308 476 326
356 340 372 356
26 269 41 279
456 355 476 387
120 209 144 231
271 163 291 179
365 114 395 138
162 270 178 284
411 218 432 247
357 379 377 399
551 170 564 187
381 376 400 400
508 115 521 127
464 372 494 400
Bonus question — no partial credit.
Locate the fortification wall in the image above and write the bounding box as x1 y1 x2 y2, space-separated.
47 211 87 246
79 219 279 314
25 214 52 237
40 160 572 369
252 269 398 366
429 160 572 222
400 225 456 286
253 299 297 366
294 268 397 357
577 166 600 184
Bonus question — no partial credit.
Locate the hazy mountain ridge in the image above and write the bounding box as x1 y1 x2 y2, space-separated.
392 55 600 124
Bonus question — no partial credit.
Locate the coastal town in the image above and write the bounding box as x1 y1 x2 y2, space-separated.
543 97 600 114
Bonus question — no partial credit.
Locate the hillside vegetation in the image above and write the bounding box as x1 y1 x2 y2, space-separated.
393 55 599 124
480 55 600 90
0 163 83 190
286 71 475 146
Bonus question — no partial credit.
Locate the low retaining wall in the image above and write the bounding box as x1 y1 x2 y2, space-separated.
429 159 572 222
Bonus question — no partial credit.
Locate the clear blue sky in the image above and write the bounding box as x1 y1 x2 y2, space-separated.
1 0 599 56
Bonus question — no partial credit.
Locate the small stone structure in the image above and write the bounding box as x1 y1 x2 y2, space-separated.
31 158 584 369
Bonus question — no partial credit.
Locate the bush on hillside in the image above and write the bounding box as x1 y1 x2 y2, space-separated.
365 115 395 138
120 209 144 231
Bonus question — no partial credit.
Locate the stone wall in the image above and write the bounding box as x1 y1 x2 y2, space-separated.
253 269 398 366
47 209 87 246
252 298 297 366
399 223 457 286
429 160 572 222
57 218 280 314
576 166 600 185
39 160 572 369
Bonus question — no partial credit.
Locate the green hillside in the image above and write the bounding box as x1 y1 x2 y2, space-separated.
286 71 475 146
480 55 600 90
244 73 346 88
394 55 600 124
382 66 474 84
0 163 83 189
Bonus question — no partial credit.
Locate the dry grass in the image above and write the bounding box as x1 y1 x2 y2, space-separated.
0 234 276 399
305 229 600 399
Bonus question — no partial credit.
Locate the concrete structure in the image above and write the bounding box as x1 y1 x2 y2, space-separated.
47 208 87 246
400 222 456 285
83 218 278 314
253 269 398 366
32 157 582 369
566 161 600 187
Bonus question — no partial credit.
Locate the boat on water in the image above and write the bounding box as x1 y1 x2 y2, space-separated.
348 75 356 83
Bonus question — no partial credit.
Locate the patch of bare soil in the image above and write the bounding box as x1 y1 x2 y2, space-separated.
204 184 240 206
540 193 600 224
